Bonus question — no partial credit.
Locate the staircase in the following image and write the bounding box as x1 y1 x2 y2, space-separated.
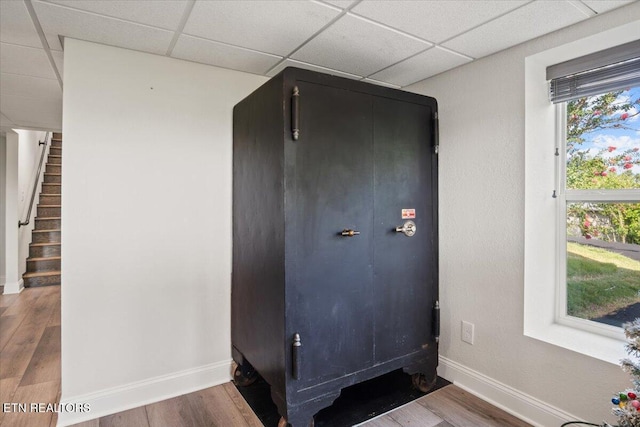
23 132 62 287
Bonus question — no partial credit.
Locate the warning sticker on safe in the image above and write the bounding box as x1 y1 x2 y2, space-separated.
402 209 416 219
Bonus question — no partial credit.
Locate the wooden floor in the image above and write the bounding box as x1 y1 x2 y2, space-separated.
0 286 530 427
1 285 61 427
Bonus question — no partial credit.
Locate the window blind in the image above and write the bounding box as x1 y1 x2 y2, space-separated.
548 39 640 103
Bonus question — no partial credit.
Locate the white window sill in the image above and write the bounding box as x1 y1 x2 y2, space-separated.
525 318 626 365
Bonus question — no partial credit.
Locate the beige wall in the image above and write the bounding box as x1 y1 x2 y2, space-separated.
406 3 640 425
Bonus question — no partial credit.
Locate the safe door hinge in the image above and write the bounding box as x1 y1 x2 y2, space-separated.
292 333 301 380
292 86 300 141
432 112 439 154
433 301 440 343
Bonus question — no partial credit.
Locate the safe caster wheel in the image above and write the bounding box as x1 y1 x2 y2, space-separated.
233 363 257 387
412 372 437 393
277 416 314 427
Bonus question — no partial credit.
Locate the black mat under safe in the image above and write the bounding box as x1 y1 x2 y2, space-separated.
235 370 450 427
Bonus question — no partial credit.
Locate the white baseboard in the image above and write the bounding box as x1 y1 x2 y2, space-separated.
56 359 233 426
3 279 24 294
438 356 580 427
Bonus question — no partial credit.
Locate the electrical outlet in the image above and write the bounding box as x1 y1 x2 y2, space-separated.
462 321 475 345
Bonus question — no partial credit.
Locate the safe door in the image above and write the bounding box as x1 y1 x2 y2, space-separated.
289 80 375 385
372 97 437 364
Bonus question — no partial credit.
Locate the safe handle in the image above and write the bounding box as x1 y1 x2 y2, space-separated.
395 221 416 237
341 229 360 237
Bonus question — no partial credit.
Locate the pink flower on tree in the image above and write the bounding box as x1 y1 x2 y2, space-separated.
634 147 639 152
594 110 601 116
608 146 617 152
621 112 629 120
609 167 617 172
624 163 634 170
625 155 633 161
601 171 608 176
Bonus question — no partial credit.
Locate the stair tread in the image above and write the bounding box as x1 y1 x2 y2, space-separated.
36 217 61 220
23 271 60 278
27 256 61 261
38 205 61 207
44 173 61 175
30 242 61 247
48 155 62 157
33 229 61 233
40 194 60 196
42 183 61 185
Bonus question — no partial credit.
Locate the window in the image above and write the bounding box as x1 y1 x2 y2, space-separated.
524 24 640 363
556 87 640 335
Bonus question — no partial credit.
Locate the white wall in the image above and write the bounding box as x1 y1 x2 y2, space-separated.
59 39 266 425
17 129 48 278
1 129 48 293
405 3 640 426
0 133 6 285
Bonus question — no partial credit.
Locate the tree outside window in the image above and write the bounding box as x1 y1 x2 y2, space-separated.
564 86 640 328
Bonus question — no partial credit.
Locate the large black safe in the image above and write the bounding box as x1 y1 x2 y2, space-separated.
232 67 439 427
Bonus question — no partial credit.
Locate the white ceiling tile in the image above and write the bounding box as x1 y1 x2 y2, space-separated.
183 1 341 56
0 43 56 79
51 50 64 79
42 0 189 30
1 112 15 127
0 94 62 129
362 78 401 89
172 35 282 75
0 73 61 99
266 59 362 79
291 13 431 77
370 47 472 87
581 0 635 13
352 0 528 44
321 0 358 9
33 1 174 55
0 0 42 48
442 1 590 58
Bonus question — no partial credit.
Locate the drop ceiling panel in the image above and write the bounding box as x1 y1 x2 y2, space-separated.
292 13 431 77
0 74 62 100
172 35 282 75
321 0 358 9
183 1 341 56
0 95 62 130
0 1 42 48
442 1 590 58
581 0 635 13
42 0 189 30
352 0 528 44
266 59 361 80
371 47 472 87
33 1 175 54
0 43 56 79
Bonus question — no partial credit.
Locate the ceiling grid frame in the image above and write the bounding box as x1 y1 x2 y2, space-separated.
1 0 636 131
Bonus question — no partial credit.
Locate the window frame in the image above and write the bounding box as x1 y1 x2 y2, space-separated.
554 102 640 340
523 20 640 364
